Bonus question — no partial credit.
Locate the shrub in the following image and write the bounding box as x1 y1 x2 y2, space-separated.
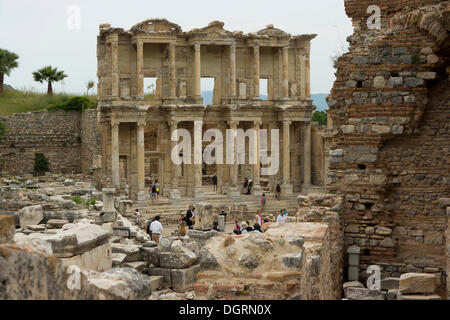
72 196 84 205
34 153 49 174
48 96 93 111
85 198 96 207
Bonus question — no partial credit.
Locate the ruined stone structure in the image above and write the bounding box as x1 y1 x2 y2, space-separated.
96 19 325 201
327 0 449 295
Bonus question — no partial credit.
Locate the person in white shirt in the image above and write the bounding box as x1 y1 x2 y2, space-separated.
277 210 287 223
150 216 163 244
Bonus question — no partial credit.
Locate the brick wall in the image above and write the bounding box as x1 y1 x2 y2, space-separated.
327 1 449 291
0 109 100 175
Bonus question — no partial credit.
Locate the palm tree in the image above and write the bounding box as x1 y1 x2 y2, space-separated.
32 66 68 95
86 80 95 96
0 49 19 95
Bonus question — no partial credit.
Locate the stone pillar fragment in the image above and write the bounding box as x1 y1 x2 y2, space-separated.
102 188 117 223
111 121 120 190
281 120 293 195
194 203 214 231
228 120 240 198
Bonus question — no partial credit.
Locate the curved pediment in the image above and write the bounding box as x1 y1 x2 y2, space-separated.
188 21 233 36
130 19 182 34
254 24 290 38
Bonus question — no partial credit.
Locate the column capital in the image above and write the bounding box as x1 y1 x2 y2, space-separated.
137 121 146 129
111 120 120 128
253 120 263 128
227 120 239 128
282 120 292 126
194 43 201 51
169 120 179 128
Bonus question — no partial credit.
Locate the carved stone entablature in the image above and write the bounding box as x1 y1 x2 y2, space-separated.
252 24 291 40
188 21 234 37
130 19 182 34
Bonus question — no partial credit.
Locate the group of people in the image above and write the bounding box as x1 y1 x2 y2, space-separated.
243 177 253 195
233 207 289 235
149 180 160 200
145 214 163 244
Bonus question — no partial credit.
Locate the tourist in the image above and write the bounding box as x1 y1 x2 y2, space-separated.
247 178 253 195
243 177 249 194
233 220 241 235
261 219 270 232
253 223 263 233
191 206 196 228
240 222 248 234
245 220 253 232
277 210 286 223
124 182 129 197
151 184 157 200
212 174 218 192
260 194 266 212
256 210 263 226
185 205 194 229
212 221 219 231
149 216 163 244
178 220 188 237
135 209 141 224
275 183 281 200
155 180 160 200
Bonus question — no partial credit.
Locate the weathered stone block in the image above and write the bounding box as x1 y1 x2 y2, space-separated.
111 243 141 262
160 251 197 269
18 205 44 228
346 287 384 300
399 273 437 294
171 265 201 292
0 215 15 244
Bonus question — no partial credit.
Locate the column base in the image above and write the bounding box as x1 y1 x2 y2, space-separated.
193 188 206 199
281 184 293 195
252 185 263 197
169 189 181 200
136 189 148 202
228 186 241 199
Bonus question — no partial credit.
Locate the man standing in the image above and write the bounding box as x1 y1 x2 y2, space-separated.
256 210 263 226
212 174 218 192
277 210 286 223
150 216 163 244
185 205 194 229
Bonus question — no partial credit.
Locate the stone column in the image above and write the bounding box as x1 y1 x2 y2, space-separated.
230 43 237 98
303 122 312 186
194 43 201 99
193 120 205 198
252 120 262 196
282 47 289 99
136 40 144 98
253 45 260 99
228 120 240 197
217 122 224 194
281 120 293 195
136 121 147 201
111 35 119 97
169 43 176 99
169 121 181 199
111 121 120 190
305 50 311 98
299 53 306 99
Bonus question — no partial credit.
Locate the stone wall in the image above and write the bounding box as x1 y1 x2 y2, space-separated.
327 0 449 293
0 109 100 176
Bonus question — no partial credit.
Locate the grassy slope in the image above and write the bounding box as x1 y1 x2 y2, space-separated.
0 88 96 116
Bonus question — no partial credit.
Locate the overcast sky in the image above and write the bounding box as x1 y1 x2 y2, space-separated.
0 0 352 95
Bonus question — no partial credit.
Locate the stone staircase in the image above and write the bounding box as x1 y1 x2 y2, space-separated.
133 185 301 225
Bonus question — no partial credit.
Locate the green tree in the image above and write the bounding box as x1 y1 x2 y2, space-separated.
313 111 328 126
34 153 50 174
32 66 68 95
86 80 95 96
0 49 19 95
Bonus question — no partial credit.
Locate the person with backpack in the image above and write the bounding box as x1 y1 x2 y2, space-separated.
155 180 160 200
260 194 267 212
151 184 157 200
149 216 163 244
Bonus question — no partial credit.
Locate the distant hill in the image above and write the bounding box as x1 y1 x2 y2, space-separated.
201 91 330 112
